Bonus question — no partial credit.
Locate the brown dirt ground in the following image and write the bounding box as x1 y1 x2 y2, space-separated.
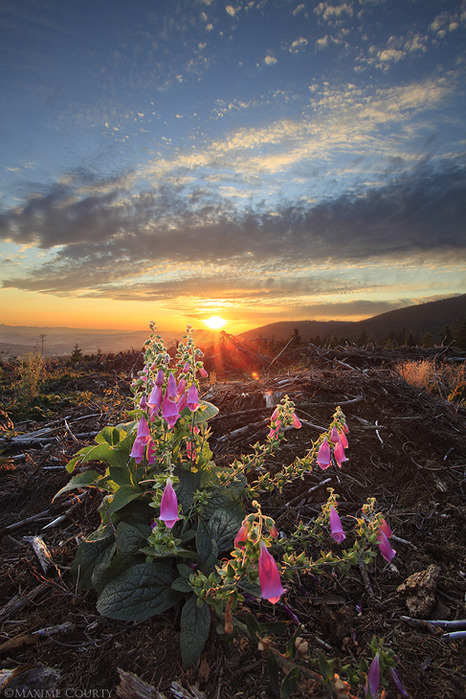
0 348 465 698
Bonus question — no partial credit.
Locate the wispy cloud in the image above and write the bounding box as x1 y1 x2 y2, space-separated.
1 163 464 302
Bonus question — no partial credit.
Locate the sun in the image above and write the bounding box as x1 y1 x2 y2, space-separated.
204 315 226 330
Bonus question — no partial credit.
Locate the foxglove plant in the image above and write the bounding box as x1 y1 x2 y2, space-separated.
54 321 405 692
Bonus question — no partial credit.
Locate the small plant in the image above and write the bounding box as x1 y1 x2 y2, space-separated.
16 352 45 404
55 322 404 693
396 358 465 404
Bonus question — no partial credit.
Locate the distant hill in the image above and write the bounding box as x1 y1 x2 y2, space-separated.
0 324 224 358
0 325 170 358
239 294 466 344
1 294 464 358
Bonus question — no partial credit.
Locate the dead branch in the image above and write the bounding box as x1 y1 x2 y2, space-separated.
0 622 75 653
0 583 48 623
23 535 56 574
269 335 295 368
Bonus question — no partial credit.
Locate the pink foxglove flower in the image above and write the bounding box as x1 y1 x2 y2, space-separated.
177 391 188 412
177 378 187 397
258 541 284 604
161 392 180 429
234 524 249 547
136 416 151 443
330 425 339 443
291 412 301 429
390 668 408 697
166 373 177 402
270 407 279 422
155 369 165 386
130 416 153 463
333 438 348 467
183 362 190 373
199 366 208 378
139 395 147 409
380 518 392 538
365 652 380 699
159 478 179 528
186 383 199 411
130 436 146 463
329 506 346 543
376 530 396 562
338 429 348 449
317 437 331 469
148 384 163 411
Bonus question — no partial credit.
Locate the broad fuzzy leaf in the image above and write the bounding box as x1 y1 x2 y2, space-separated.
96 561 180 621
71 526 116 590
53 469 101 500
179 594 211 668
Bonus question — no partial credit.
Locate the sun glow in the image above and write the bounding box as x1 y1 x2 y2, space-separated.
204 315 226 330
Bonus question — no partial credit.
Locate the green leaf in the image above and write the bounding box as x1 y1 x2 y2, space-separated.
244 613 262 641
196 520 218 572
280 667 301 699
193 400 219 424
107 463 136 487
266 651 280 698
179 594 211 668
106 484 143 515
53 469 101 500
201 490 244 522
95 426 127 446
68 441 131 471
96 561 180 621
173 466 201 512
207 506 243 554
92 522 147 592
171 577 193 593
177 563 194 579
71 526 116 590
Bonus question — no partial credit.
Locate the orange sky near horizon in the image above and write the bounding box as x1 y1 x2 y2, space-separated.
0 286 392 334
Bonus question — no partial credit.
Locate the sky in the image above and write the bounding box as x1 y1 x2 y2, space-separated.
0 0 465 335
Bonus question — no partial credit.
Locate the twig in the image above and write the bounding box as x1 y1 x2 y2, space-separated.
64 418 80 443
0 622 75 653
0 583 48 623
1 510 51 534
358 558 375 599
275 478 332 516
269 336 295 368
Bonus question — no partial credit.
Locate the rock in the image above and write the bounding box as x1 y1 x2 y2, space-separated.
396 564 441 617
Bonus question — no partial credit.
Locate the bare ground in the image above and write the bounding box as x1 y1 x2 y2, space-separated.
0 348 465 698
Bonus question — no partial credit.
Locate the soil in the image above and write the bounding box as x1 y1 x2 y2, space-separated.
0 347 465 698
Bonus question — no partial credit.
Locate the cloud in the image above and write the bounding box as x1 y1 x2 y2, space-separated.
264 54 278 65
289 37 308 53
1 163 465 301
314 2 354 22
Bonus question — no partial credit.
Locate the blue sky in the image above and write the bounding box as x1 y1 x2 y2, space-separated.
0 0 465 332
